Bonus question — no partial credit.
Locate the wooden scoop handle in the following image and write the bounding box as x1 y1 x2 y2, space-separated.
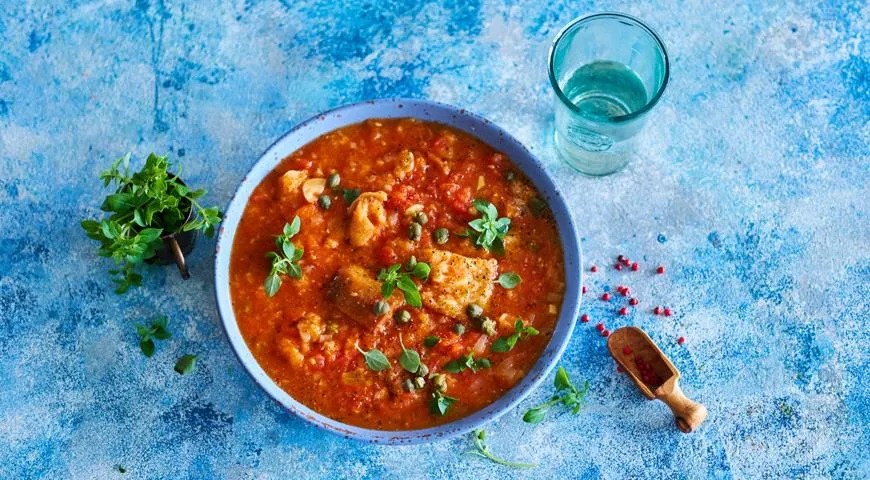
658 383 707 433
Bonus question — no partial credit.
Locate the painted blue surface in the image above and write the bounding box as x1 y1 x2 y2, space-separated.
0 1 866 478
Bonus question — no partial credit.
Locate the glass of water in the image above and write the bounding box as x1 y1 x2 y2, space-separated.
549 12 669 176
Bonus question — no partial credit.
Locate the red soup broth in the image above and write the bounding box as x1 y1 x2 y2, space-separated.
230 118 565 430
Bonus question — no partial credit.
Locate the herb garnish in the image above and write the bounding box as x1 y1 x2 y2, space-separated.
398 334 422 373
174 354 198 375
430 390 457 416
423 336 440 348
377 261 430 308
342 187 361 204
444 352 491 374
80 153 222 293
460 199 510 254
522 366 589 423
135 315 171 357
495 272 522 289
492 319 539 353
466 429 536 469
355 343 391 371
264 216 304 297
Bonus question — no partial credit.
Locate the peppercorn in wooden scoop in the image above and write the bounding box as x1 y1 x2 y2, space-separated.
607 326 707 433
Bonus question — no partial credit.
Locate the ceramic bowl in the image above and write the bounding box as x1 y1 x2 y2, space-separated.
214 98 582 444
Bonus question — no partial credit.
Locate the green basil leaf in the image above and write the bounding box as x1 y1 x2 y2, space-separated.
264 273 282 297
399 348 421 374
360 348 390 371
281 240 296 260
522 406 549 424
284 216 301 238
139 338 155 357
491 337 511 353
554 366 572 391
443 359 464 374
423 336 440 348
496 272 522 289
174 354 198 374
475 358 491 369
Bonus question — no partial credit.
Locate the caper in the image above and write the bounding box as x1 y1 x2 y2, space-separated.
373 300 389 316
318 194 331 210
453 323 465 335
466 303 483 319
431 373 448 393
414 211 428 225
434 227 449 245
503 170 515 182
394 309 412 324
403 378 416 392
414 376 426 389
481 317 497 336
408 222 423 241
417 363 429 377
529 197 548 217
327 172 341 189
406 255 417 270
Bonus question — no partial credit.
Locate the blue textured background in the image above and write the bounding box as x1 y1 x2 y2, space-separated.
1 1 867 478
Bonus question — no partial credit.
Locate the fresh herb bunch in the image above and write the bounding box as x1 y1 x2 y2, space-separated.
135 315 172 357
466 429 537 469
377 260 430 308
459 199 511 254
492 319 539 353
80 153 222 293
522 366 589 423
444 352 491 374
264 216 305 297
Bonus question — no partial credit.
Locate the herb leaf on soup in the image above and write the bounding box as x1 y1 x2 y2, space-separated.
491 318 539 353
444 352 491 374
430 391 457 416
377 261 430 308
464 199 511 253
264 216 304 297
398 334 421 373
495 272 522 289
356 343 391 371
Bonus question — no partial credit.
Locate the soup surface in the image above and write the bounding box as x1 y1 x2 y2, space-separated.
230 118 565 430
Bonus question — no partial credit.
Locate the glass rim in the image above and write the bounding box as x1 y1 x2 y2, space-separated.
548 12 671 123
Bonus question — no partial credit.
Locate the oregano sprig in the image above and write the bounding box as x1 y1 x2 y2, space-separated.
81 153 222 293
459 199 511 254
377 260 430 308
443 352 491 374
492 319 539 353
135 315 172 357
466 429 536 469
264 216 304 297
522 366 589 423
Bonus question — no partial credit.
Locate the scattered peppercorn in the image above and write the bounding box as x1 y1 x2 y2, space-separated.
621 257 631 266
629 298 639 306
653 306 662 315
677 336 685 345
657 265 665 274
601 329 610 337
631 262 639 271
663 308 672 317
581 314 589 323
621 287 630 296
601 293 611 301
618 307 628 315
434 227 449 245
615 263 623 271
582 285 587 294
616 365 625 373
596 323 605 331
590 265 598 272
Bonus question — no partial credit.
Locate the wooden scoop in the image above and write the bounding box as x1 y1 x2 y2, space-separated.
607 326 707 433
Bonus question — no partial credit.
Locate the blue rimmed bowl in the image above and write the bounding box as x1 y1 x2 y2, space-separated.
214 98 582 444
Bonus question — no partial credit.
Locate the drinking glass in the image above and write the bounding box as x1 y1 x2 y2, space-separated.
549 13 670 176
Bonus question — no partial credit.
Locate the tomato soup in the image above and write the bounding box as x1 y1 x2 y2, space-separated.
230 118 565 430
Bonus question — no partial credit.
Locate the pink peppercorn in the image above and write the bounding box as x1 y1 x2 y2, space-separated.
621 287 630 296
596 323 604 331
582 285 587 294
657 265 665 274
615 263 623 271
618 307 628 316
601 329 610 337
616 365 625 373
590 265 598 272
581 314 589 323
631 262 639 271
653 306 662 315
629 298 639 306
663 308 672 317
617 255 625 262
601 293 611 301
677 336 685 345
622 257 631 266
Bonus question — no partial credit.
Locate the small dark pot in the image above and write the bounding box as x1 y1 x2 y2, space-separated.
144 175 197 280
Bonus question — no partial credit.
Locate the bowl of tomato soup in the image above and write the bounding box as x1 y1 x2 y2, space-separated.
215 98 581 444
